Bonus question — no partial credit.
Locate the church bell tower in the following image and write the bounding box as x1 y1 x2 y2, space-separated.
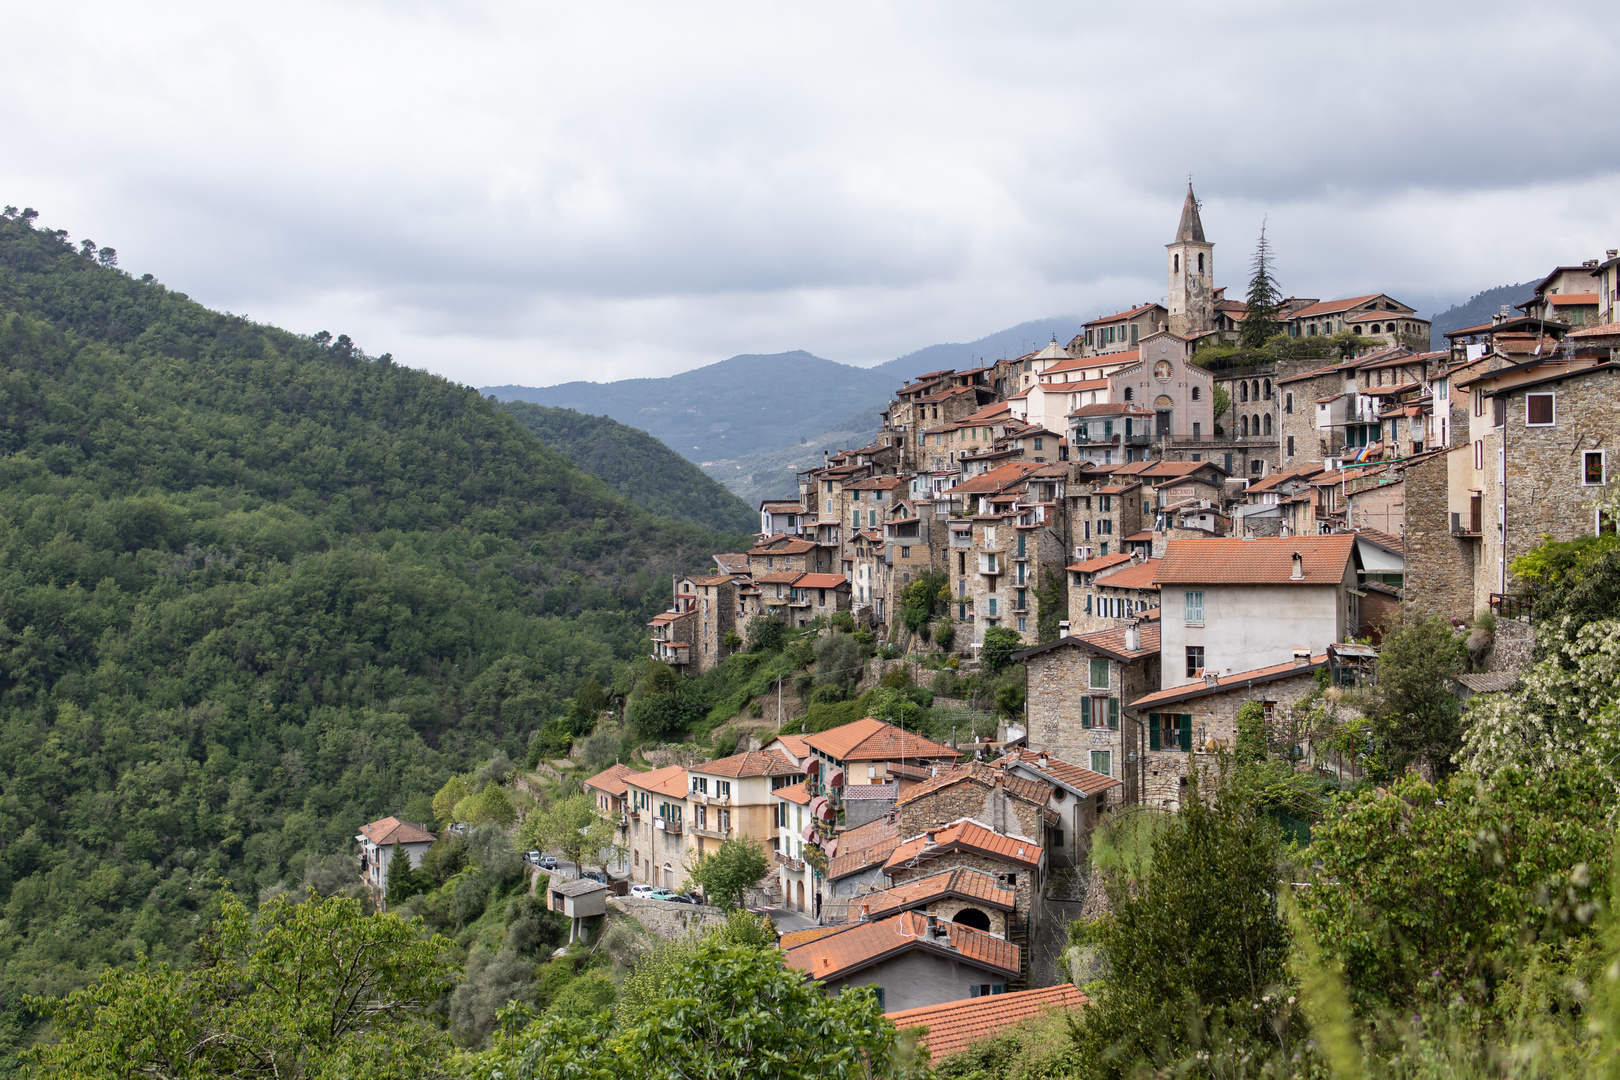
1166 184 1214 339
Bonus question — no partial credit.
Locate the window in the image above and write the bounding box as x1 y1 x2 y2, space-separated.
1192 422 1201 440
693 777 708 795
1034 437 1043 449
1089 658 1109 688
1124 386 1134 401
1017 617 1026 631
1197 253 1204 273
1286 435 1295 456
1584 450 1607 486
1191 386 1201 401
717 781 730 799
1016 588 1026 608
1186 646 1204 678
1474 440 1484 470
1091 750 1112 776
1263 414 1272 436
1184 590 1204 623
1285 392 1293 414
901 546 911 557
1527 393 1555 426
1473 389 1483 417
988 598 997 616
1493 396 1506 428
1150 712 1191 752
968 984 1004 998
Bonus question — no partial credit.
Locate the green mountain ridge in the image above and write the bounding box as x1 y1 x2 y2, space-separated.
498 402 758 534
0 208 748 1064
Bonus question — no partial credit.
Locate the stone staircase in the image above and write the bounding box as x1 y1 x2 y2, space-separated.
1006 914 1031 991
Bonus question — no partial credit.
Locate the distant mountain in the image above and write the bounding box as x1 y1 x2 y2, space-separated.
701 404 887 507
500 402 758 534
867 316 1085 381
1427 281 1540 341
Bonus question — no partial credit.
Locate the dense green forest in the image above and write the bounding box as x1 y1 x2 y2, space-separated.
498 402 757 534
0 207 749 1064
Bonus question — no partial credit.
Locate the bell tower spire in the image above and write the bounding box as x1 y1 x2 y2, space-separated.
1167 183 1214 338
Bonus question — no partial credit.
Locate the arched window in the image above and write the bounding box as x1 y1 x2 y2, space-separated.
1191 386 1201 401
1197 253 1205 273
1123 386 1134 401
1240 415 1249 437
1240 382 1249 403
953 908 992 931
1263 414 1273 436
1173 254 1180 273
1354 325 1364 335
1263 379 1272 400
1251 380 1261 401
1253 414 1261 437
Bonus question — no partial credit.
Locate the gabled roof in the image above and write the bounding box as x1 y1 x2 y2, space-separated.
760 501 807 513
845 474 911 492
803 717 958 764
895 762 1053 810
624 764 689 800
946 461 1045 496
773 780 814 806
1284 294 1387 319
794 573 850 589
768 733 812 760
713 553 751 574
551 878 610 897
1129 654 1328 710
583 763 640 799
1154 534 1356 586
850 867 1015 921
757 571 803 585
1246 464 1325 494
359 817 435 846
885 985 1089 1062
782 909 1021 982
992 748 1123 798
692 748 801 780
1093 557 1162 591
691 574 736 587
883 818 1041 873
1356 528 1404 555
1547 292 1600 306
1084 304 1164 328
1067 552 1134 574
749 537 817 555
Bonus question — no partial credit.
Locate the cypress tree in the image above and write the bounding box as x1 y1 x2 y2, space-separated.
1239 221 1283 348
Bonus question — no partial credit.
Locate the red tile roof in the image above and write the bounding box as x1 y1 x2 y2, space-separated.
756 571 803 585
582 763 640 798
993 749 1123 797
851 867 1015 921
1067 552 1134 574
794 573 851 589
1129 654 1327 710
1548 292 1600 306
1357 528 1404 554
761 501 808 513
883 818 1042 874
895 762 1052 810
1093 558 1161 591
768 734 812 760
782 910 1020 982
693 748 801 779
803 717 959 764
749 538 817 555
691 574 736 587
885 985 1089 1061
1285 294 1385 319
359 817 436 845
1154 534 1356 586
947 461 1045 496
1072 618 1161 660
1083 303 1162 327
625 764 689 800
773 781 814 806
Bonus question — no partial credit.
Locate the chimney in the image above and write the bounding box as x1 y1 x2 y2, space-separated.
1293 648 1311 667
1203 669 1220 687
926 913 938 937
1290 552 1304 580
925 830 936 845
1058 619 1070 637
1125 621 1140 653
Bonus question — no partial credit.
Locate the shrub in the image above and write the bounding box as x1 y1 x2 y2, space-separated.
746 617 787 653
813 633 866 699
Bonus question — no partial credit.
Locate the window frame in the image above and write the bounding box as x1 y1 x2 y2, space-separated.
1183 590 1205 625
1088 657 1110 689
1186 645 1204 678
1583 449 1607 487
1526 392 1555 427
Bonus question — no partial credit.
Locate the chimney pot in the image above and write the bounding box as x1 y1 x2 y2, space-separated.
1290 552 1305 580
1293 648 1311 667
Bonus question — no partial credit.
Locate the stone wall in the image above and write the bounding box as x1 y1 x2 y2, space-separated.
899 780 1043 840
1486 616 1535 676
1402 450 1476 621
606 895 728 940
1347 478 1404 536
888 849 1039 931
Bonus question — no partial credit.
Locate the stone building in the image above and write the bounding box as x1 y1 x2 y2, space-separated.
1400 448 1477 622
1113 333 1216 449
894 762 1053 843
1066 480 1146 563
1070 554 1160 634
992 749 1122 868
1071 304 1169 358
1124 653 1328 809
1014 616 1162 798
690 573 739 672
1166 184 1215 340
625 764 691 890
850 867 1017 937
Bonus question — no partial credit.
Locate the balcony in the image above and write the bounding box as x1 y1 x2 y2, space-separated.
692 824 731 841
654 817 683 835
775 851 805 872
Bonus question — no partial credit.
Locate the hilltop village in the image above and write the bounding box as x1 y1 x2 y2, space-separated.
589 186 1620 1043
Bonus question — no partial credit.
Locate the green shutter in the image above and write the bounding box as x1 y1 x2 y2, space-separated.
1149 713 1161 751
1109 698 1119 730
1180 714 1193 753
1081 696 1092 727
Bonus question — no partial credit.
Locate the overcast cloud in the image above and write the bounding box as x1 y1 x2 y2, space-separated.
3 1 1618 386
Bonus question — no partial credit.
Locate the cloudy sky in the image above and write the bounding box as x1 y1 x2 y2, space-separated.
4 1 1619 386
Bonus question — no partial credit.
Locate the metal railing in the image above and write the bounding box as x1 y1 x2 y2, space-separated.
1489 593 1534 621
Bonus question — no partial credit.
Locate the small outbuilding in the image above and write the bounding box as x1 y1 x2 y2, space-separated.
549 879 611 943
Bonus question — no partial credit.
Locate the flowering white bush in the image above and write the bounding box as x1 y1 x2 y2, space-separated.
1458 616 1620 781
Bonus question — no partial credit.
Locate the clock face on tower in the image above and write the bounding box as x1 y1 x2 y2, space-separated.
1154 360 1174 380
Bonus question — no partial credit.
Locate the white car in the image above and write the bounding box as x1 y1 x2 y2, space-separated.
630 884 658 899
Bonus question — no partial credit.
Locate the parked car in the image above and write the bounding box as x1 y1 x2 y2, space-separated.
524 851 542 866
630 884 658 899
581 870 609 884
647 889 677 902
538 855 559 871
665 893 700 905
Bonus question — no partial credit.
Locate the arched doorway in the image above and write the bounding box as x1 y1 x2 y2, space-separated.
663 863 674 890
795 880 805 912
952 908 992 932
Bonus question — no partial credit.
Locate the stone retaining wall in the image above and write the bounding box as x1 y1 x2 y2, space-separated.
606 895 729 940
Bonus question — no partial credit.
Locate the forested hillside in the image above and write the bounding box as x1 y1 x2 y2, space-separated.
499 402 757 534
0 208 747 1063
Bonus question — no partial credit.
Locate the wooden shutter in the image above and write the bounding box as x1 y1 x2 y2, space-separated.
1149 712 1161 751
1109 698 1120 730
1081 696 1092 727
1180 714 1193 753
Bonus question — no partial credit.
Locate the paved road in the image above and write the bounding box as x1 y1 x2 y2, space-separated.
751 905 820 933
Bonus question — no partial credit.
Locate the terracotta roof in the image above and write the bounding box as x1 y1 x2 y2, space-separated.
1569 320 1620 338
1154 534 1356 586
359 817 435 846
1093 558 1161 591
769 734 812 759
1130 654 1327 710
947 460 1045 495
1067 552 1134 574
750 538 817 555
828 838 902 880
849 867 1015 921
803 717 959 764
845 475 911 491
1072 618 1161 661
1040 354 1109 376
693 748 801 779
895 762 1053 810
794 573 850 589
648 611 688 625
993 749 1124 797
713 553 750 574
1357 528 1404 554
1068 403 1155 418
773 781 814 806
783 909 1020 982
883 818 1041 874
625 764 689 800
691 574 736 587
1548 292 1600 306
1285 294 1385 319
886 985 1089 1061
779 924 848 949
1083 303 1162 327
1093 483 1142 495
1032 378 1108 394
886 760 932 781
756 571 802 585
1247 464 1325 493
761 501 807 513
582 763 640 799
